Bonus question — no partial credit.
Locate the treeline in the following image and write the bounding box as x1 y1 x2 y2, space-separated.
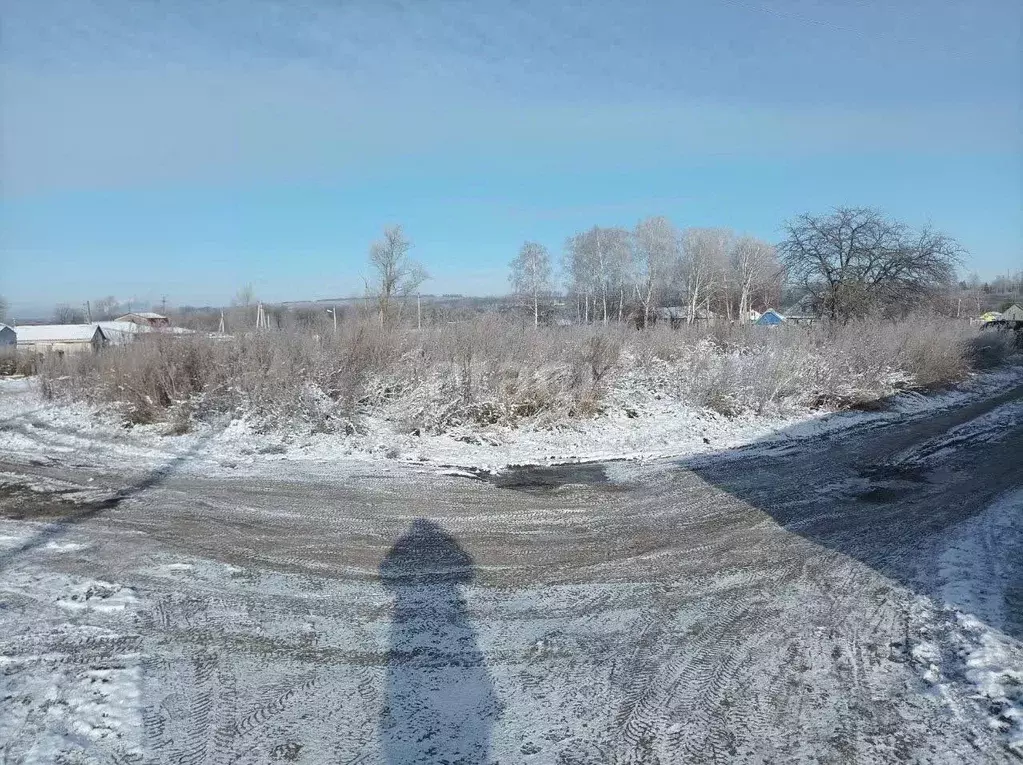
37 207 981 330
953 270 1023 315
511 219 782 327
188 206 971 332
512 207 968 326
565 222 781 326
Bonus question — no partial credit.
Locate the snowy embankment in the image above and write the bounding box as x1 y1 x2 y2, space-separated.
1 363 1022 475
913 487 1023 756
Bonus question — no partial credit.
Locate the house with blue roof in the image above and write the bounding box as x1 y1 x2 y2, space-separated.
755 309 786 326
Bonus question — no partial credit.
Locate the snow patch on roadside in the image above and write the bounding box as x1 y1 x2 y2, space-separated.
1 364 1022 473
0 555 143 763
917 488 1023 756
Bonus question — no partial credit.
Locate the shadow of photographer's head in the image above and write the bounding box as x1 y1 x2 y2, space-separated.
380 518 475 588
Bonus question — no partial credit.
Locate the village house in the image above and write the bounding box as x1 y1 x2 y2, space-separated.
655 306 717 328
1002 304 1023 321
0 324 16 348
96 320 150 345
756 309 786 326
15 324 107 355
114 311 170 328
96 320 195 345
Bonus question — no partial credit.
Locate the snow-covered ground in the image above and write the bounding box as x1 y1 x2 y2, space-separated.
912 487 1023 756
1 364 1022 475
1 365 1021 761
0 557 144 764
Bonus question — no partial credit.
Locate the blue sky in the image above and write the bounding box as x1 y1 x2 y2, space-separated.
2 0 1020 315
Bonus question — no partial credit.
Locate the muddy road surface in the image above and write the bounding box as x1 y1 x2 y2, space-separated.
1 387 1022 763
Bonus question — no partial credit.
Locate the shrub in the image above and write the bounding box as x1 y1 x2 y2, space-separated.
35 313 1010 430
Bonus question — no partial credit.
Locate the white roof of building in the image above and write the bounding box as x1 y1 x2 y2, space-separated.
95 321 147 344
95 321 193 341
15 324 104 343
97 320 146 334
115 312 167 320
0 324 14 333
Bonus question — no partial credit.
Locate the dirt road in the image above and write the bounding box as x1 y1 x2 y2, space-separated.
1 387 1021 763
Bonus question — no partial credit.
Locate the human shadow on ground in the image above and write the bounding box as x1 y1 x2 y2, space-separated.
379 519 499 764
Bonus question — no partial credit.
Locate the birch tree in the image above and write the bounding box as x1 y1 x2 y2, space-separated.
509 241 552 326
367 225 428 325
93 296 120 320
564 233 596 323
608 228 634 323
634 216 678 327
730 236 781 320
233 284 256 307
680 228 731 323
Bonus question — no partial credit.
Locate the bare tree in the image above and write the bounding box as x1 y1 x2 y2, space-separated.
564 233 596 323
679 228 731 323
92 296 121 320
53 303 86 324
779 208 963 322
509 241 552 326
730 236 781 320
367 225 428 325
233 284 256 307
633 217 679 327
567 227 633 324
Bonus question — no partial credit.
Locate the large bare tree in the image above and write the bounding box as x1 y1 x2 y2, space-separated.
730 236 782 320
509 241 552 326
564 233 595 323
53 303 86 324
233 284 256 307
679 228 732 324
92 295 121 320
567 226 632 324
634 216 679 327
367 225 428 325
779 207 962 322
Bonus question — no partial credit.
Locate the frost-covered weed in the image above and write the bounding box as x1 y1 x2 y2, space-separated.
38 314 1009 430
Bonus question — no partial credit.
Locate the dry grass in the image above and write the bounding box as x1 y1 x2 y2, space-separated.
36 314 1014 430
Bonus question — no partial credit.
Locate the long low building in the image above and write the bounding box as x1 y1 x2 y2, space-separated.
95 321 197 345
15 324 107 354
114 312 170 328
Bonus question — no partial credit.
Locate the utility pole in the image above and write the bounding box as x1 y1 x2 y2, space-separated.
417 293 422 330
161 296 167 314
85 301 92 323
333 305 337 333
218 310 226 334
